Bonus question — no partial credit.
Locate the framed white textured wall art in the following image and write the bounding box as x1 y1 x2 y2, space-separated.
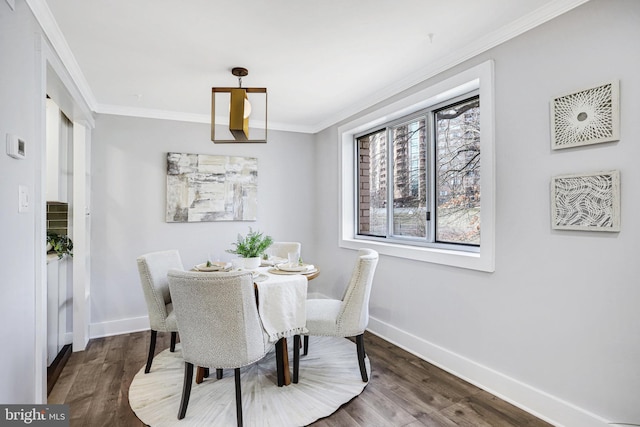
166 152 257 222
551 170 620 232
551 80 620 150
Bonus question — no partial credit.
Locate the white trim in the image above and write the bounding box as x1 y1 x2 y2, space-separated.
309 0 590 133
27 0 588 134
89 316 151 339
95 103 210 124
339 60 495 272
72 123 90 351
367 316 611 427
34 35 48 406
94 103 312 134
34 33 95 402
26 0 97 117
85 311 611 426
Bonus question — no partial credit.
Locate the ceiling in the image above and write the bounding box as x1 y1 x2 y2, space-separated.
39 0 588 134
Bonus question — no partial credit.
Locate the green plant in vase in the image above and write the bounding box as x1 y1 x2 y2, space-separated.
47 232 73 259
226 228 273 258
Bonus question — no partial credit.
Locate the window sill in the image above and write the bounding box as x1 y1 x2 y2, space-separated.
339 237 494 272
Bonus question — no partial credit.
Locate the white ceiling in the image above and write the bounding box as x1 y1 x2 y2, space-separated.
39 0 588 133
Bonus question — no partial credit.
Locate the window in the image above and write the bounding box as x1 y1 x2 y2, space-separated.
339 60 494 272
435 96 481 246
357 95 480 249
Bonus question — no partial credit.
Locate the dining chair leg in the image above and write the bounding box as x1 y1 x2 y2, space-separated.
216 369 223 379
170 331 177 352
177 362 193 419
303 335 309 356
356 334 368 382
203 368 209 378
293 335 300 384
144 330 157 373
234 368 243 427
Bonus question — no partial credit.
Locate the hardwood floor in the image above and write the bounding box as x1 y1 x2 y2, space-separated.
49 331 552 427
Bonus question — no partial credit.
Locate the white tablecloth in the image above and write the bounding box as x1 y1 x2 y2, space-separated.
254 267 308 342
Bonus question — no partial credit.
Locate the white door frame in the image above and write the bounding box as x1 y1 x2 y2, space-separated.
34 33 94 403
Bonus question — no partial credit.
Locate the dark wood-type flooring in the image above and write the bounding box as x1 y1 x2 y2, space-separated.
48 331 552 427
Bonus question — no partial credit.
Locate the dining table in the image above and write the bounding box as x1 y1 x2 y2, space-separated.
191 260 319 387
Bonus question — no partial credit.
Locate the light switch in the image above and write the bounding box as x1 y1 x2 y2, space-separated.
18 185 29 213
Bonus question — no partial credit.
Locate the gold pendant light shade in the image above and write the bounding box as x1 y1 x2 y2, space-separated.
229 88 250 140
211 67 267 143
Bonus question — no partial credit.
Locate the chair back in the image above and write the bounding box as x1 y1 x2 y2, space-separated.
137 250 183 331
337 249 379 336
167 270 269 369
269 241 302 259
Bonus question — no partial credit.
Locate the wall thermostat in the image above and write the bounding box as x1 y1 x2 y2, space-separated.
6 134 25 159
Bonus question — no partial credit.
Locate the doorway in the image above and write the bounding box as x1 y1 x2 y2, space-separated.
35 37 94 403
45 97 74 394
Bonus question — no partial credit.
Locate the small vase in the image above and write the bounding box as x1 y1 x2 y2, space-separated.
240 257 261 270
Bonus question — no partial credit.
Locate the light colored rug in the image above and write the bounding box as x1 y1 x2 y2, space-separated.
129 336 370 426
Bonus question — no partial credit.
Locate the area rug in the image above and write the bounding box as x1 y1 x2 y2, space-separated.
129 336 370 426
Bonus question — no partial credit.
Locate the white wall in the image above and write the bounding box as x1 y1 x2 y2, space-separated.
2 0 637 422
89 114 317 335
314 0 639 425
0 0 43 403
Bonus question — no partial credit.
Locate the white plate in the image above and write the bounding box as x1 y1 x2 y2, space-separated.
194 262 228 272
260 256 287 267
277 263 313 272
229 268 261 278
268 267 318 276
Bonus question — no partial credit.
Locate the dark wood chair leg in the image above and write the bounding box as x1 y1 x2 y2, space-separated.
203 368 209 378
177 362 193 419
170 331 177 352
293 335 300 383
234 368 243 427
275 338 284 387
216 368 223 379
356 333 368 382
303 335 309 356
144 330 157 373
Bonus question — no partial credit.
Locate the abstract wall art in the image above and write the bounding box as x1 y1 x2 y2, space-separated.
551 170 620 232
166 152 257 222
551 80 620 150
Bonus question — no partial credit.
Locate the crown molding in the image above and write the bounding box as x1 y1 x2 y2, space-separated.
26 0 97 110
95 104 210 125
28 0 589 135
310 0 591 134
95 104 315 134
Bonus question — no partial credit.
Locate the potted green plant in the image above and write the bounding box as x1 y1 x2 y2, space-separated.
47 232 73 259
226 228 273 269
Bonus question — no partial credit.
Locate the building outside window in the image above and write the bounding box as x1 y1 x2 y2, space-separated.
340 60 495 272
356 94 480 250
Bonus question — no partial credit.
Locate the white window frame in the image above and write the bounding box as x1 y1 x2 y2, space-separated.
339 60 495 272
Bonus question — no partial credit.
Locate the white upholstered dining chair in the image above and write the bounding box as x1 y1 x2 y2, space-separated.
303 248 379 382
136 250 183 373
167 269 274 426
268 241 301 259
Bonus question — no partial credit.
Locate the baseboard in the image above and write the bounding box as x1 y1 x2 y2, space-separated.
88 311 608 426
47 344 71 396
367 316 610 427
89 316 150 339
